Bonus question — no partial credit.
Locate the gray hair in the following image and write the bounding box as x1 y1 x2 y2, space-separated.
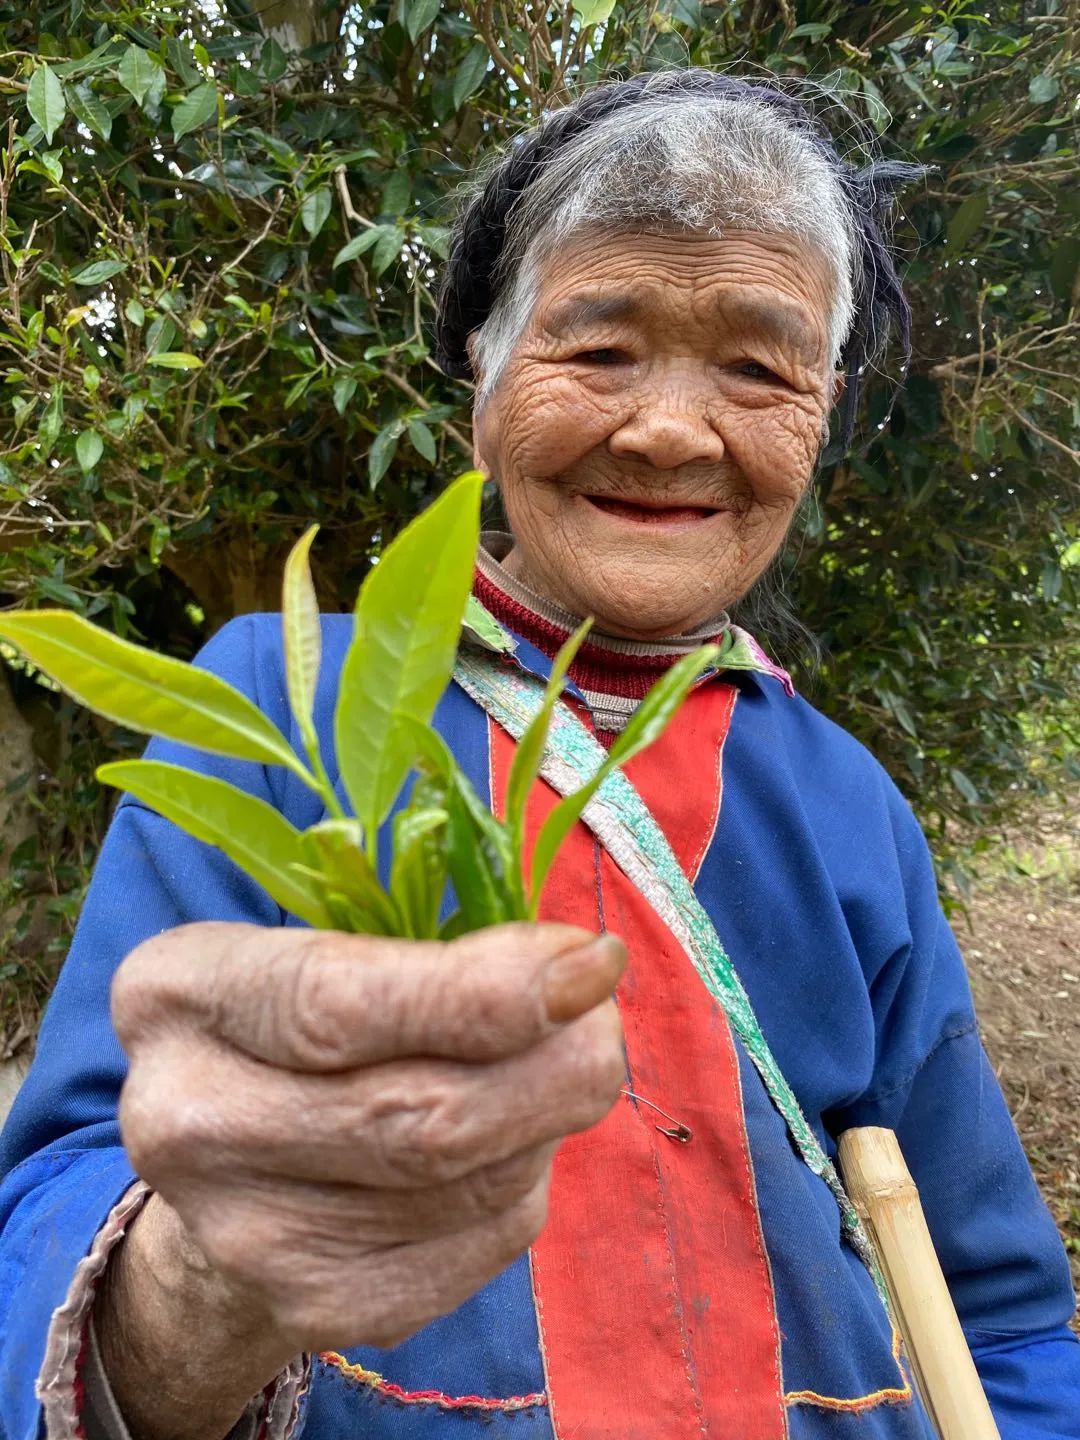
470 74 859 403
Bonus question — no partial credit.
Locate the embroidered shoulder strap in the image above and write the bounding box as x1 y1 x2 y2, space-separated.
454 647 888 1306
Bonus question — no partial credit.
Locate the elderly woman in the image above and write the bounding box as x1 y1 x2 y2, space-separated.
1 70 1078 1440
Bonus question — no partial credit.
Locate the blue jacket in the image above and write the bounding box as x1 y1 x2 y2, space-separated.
2 613 1078 1439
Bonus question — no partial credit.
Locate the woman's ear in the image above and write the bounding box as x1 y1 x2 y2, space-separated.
831 370 846 407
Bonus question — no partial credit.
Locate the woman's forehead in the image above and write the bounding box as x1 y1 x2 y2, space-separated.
532 231 832 357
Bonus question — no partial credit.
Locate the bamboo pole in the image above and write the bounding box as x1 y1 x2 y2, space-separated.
838 1127 1000 1440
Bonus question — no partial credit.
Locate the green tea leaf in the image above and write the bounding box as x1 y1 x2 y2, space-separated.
333 375 358 415
529 644 719 917
1028 70 1058 105
574 0 618 25
98 760 330 928
72 259 126 286
0 610 314 784
334 472 483 849
28 65 66 144
147 351 203 369
403 717 519 922
172 81 218 140
405 0 441 42
407 419 436 463
117 44 158 108
947 192 988 251
281 525 321 758
301 185 332 238
299 819 402 933
390 797 449 938
445 783 515 930
368 420 402 488
67 81 111 140
506 619 591 901
372 224 403 276
76 429 103 472
463 597 516 654
452 44 489 110
332 227 383 268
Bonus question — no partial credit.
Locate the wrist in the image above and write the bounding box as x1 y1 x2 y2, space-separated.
95 1194 296 1440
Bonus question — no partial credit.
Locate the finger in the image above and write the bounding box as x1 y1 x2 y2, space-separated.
121 1000 625 1191
115 921 627 1070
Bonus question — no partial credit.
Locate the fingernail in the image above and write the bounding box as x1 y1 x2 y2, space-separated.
544 935 627 1023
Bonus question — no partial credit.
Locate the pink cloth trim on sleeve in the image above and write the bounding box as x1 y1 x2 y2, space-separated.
37 1179 310 1440
37 1179 152 1438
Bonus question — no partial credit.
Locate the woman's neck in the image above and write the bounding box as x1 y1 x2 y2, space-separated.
474 534 730 737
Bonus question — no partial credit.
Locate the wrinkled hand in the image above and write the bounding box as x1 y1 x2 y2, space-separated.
111 920 627 1360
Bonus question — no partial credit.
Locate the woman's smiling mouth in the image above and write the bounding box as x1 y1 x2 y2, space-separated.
582 494 724 528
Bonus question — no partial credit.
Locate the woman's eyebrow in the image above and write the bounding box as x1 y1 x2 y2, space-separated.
720 294 818 357
544 295 640 335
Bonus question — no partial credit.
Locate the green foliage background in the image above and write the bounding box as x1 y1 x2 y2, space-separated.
0 0 1077 988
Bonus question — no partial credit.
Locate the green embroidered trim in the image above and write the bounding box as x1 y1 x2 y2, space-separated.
454 646 890 1311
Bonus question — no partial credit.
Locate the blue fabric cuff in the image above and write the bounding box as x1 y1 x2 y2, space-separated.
971 1325 1080 1439
0 1146 141 1440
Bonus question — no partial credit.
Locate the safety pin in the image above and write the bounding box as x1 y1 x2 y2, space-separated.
621 1087 693 1144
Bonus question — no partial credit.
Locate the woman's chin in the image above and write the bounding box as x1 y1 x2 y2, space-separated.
564 568 727 640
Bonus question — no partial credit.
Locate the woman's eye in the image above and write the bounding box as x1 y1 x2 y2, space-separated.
573 347 627 366
738 360 783 383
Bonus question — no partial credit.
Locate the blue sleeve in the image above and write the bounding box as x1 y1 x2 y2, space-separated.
0 616 303 1440
835 779 1080 1438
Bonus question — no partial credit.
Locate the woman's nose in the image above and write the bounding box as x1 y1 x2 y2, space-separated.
607 382 726 470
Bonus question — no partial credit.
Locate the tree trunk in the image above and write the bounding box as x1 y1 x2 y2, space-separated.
0 664 35 873
258 0 344 55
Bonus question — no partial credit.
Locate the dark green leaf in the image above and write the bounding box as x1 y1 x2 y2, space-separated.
947 192 988 251
949 768 981 806
368 421 403 488
261 37 288 81
117 44 159 108
372 225 403 276
452 45 489 110
76 429 103 472
405 0 442 42
1028 71 1059 105
27 64 66 144
72 259 126 286
172 81 218 140
333 375 358 414
333 227 383 268
66 82 111 140
301 185 332 239
406 419 436 463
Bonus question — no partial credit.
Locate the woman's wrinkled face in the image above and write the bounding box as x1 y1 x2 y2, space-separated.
472 229 840 639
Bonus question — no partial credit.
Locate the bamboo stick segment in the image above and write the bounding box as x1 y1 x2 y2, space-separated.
838 1127 1000 1440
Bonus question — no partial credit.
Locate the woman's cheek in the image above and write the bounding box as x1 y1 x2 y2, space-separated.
722 401 824 495
503 372 619 479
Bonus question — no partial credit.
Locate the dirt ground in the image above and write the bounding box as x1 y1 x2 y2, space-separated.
954 825 1080 1306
